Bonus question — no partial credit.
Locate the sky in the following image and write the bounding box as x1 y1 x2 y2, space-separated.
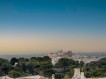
0 0 106 55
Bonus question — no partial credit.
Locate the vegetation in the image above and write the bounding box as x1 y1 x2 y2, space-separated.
0 57 79 79
54 58 79 79
1 56 106 79
10 58 18 66
84 58 106 78
0 56 54 78
8 70 22 78
0 58 12 76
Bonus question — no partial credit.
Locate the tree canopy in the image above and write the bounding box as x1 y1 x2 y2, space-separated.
84 58 106 78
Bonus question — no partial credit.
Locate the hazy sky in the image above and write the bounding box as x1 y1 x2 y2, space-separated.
0 0 106 55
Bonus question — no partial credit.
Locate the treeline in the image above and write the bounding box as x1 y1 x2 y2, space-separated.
0 56 53 78
0 56 83 79
2 56 106 79
84 58 106 78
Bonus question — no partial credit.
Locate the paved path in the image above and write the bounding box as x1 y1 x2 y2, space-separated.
72 68 81 79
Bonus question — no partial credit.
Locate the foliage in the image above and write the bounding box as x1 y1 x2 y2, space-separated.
84 58 106 78
10 58 18 66
0 58 12 76
8 70 22 78
55 73 64 79
54 58 76 79
0 56 79 79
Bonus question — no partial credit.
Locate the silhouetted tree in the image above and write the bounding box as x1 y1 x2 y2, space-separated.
10 58 18 66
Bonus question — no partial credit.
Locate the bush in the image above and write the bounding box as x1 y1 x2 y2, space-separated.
84 58 106 78
8 70 22 78
55 73 64 79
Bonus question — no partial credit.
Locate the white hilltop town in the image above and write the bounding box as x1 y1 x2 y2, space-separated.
48 50 106 65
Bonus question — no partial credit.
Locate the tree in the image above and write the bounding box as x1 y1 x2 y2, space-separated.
18 58 27 73
84 58 106 78
55 73 64 79
18 58 27 66
28 57 39 75
80 61 84 67
0 58 12 76
67 69 74 78
8 70 21 78
43 56 51 62
55 58 75 74
54 58 76 78
79 61 84 72
75 61 79 67
40 62 53 77
10 58 18 66
85 71 93 78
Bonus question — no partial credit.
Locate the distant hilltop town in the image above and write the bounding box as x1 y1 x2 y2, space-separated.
48 50 106 65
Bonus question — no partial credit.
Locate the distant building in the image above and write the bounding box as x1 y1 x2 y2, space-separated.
48 50 106 65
